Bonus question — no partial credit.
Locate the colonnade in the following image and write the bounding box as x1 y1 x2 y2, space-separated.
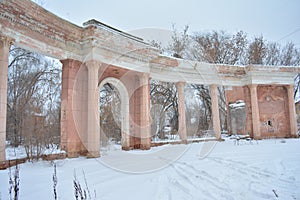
0 35 298 165
59 59 224 157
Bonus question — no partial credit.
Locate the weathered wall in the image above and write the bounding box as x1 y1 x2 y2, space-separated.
228 101 247 135
225 86 252 136
226 85 292 138
257 85 290 138
0 0 82 59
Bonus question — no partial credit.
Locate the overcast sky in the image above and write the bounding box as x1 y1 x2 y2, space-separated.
41 0 300 46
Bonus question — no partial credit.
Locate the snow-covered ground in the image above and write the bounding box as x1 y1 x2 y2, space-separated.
5 144 64 160
1 138 300 200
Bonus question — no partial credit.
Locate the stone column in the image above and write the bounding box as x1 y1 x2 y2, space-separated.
249 84 261 139
86 61 100 157
176 82 187 143
139 73 151 149
0 36 12 164
121 84 130 150
210 85 221 139
60 59 85 157
286 84 298 137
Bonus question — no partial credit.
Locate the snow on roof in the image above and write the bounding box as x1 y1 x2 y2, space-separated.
229 100 246 108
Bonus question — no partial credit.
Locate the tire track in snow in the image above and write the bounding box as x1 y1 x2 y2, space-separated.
208 156 297 199
208 157 276 179
248 181 274 199
169 161 234 200
168 163 215 200
154 175 173 200
209 156 295 186
157 156 216 199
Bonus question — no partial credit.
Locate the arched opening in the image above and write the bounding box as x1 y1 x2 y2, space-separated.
99 77 130 151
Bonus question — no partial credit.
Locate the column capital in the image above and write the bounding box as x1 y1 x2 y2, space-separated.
210 84 219 90
0 35 14 47
60 58 82 66
176 81 186 88
285 84 295 90
60 59 82 72
138 72 150 85
249 84 258 89
210 84 219 87
85 60 101 70
140 72 150 80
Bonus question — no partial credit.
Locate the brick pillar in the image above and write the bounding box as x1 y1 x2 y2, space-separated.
286 84 298 137
176 82 187 143
129 75 141 149
210 85 221 139
60 59 86 157
0 36 12 164
249 84 261 139
139 73 151 149
86 61 100 157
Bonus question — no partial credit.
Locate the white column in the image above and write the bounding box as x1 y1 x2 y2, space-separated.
140 73 151 149
176 82 187 143
286 85 298 137
249 84 261 139
86 61 100 157
210 85 221 139
0 36 12 164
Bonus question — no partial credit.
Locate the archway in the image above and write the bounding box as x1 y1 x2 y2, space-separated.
99 77 130 150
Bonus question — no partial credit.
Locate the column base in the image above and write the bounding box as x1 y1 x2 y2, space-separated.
140 138 151 150
87 151 100 158
65 147 88 158
0 160 8 170
66 152 80 158
122 146 134 151
285 134 299 138
253 136 262 140
216 135 222 140
140 144 151 150
181 140 188 144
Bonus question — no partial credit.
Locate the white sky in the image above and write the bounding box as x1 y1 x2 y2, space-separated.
41 0 300 46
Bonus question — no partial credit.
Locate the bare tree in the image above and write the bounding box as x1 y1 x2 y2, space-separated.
7 47 61 159
280 42 300 66
150 80 178 139
52 164 58 200
8 165 19 200
264 42 281 65
190 30 247 65
99 83 121 146
168 25 190 58
247 36 267 65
